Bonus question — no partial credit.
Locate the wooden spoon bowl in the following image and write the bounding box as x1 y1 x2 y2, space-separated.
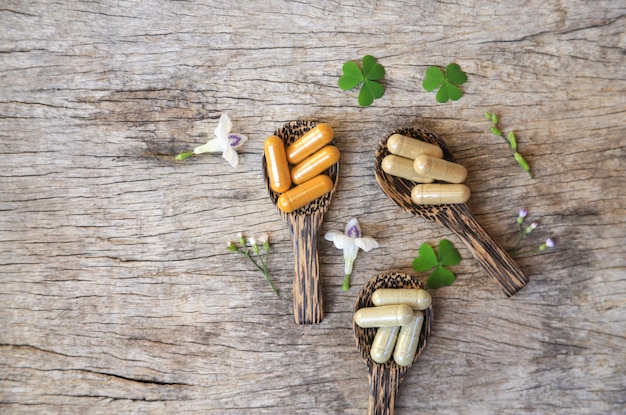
262 120 339 324
353 271 433 415
374 126 528 296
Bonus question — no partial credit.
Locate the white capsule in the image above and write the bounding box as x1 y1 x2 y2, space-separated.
370 325 400 364
413 154 467 184
382 154 434 183
371 288 432 310
393 310 425 366
411 183 470 205
354 304 414 328
388 134 444 159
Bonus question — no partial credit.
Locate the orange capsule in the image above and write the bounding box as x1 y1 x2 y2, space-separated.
285 123 334 164
290 145 340 185
264 135 292 193
277 174 333 213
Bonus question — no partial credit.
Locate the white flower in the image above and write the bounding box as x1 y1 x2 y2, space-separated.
193 114 248 168
324 218 379 290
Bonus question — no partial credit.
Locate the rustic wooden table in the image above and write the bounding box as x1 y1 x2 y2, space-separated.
1 1 625 414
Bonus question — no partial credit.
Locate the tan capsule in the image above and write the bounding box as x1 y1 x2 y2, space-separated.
381 154 434 183
277 174 333 213
413 154 467 183
411 183 470 205
371 288 432 311
264 135 292 193
388 134 444 159
354 304 414 328
290 145 340 185
370 325 400 364
286 123 334 164
393 310 425 367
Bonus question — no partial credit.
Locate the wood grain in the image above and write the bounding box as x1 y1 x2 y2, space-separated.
1 1 625 414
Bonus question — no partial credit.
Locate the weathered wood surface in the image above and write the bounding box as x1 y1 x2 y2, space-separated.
1 1 624 414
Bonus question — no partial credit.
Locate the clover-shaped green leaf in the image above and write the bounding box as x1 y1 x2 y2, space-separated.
422 63 467 103
412 239 462 289
412 243 438 271
339 55 385 106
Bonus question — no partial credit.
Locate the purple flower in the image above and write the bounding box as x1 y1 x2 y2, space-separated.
193 114 248 168
325 218 379 290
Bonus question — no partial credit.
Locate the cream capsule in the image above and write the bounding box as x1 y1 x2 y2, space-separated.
264 135 292 193
291 145 340 185
277 174 333 213
413 154 467 184
382 154 434 183
388 134 444 159
371 288 432 311
354 304 414 328
370 325 400 364
393 310 425 367
411 183 470 205
286 123 334 164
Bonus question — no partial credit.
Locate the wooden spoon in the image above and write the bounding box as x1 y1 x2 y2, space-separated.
262 120 339 324
374 126 528 296
353 271 433 415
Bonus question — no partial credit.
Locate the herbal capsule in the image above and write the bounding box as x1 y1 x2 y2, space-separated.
411 183 470 205
277 174 333 213
291 145 340 185
286 123 334 164
393 310 425 367
388 134 443 159
371 288 432 311
354 304 414 328
413 154 467 184
264 135 292 193
382 154 434 183
370 325 400 364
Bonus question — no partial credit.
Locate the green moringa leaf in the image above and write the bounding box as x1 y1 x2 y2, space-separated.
437 239 461 266
445 63 468 85
445 81 463 101
338 61 364 90
364 80 384 99
412 242 439 271
362 55 385 81
339 55 386 106
423 63 467 103
427 266 456 289
358 85 374 107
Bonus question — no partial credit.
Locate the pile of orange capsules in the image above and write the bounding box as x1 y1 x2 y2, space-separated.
264 124 340 213
355 288 432 366
382 134 471 205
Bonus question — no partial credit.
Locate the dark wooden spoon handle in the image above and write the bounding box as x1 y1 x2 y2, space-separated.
446 204 529 296
367 365 400 415
288 212 324 324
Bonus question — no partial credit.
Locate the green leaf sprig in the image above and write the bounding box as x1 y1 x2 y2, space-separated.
485 112 533 178
422 63 467 103
227 232 278 296
510 208 555 257
412 239 461 289
338 55 386 107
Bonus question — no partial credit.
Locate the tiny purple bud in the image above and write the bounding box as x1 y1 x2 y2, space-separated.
545 238 555 248
525 221 539 234
519 209 528 218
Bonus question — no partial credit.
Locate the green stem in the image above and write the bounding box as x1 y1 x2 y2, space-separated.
512 248 540 257
239 249 279 296
342 274 351 291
